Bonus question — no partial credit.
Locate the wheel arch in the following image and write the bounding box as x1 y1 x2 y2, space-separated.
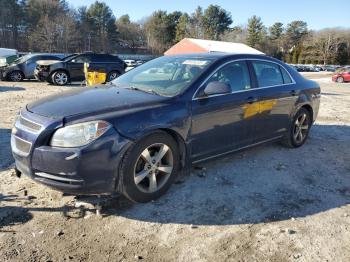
158 128 188 170
300 104 313 122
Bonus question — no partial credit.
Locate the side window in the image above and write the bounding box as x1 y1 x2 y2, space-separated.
280 66 293 84
252 61 284 87
72 55 91 63
90 54 102 63
206 61 251 92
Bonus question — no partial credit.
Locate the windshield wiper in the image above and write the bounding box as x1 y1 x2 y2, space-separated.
126 86 162 96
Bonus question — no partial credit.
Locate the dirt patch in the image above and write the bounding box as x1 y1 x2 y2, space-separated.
1 79 350 261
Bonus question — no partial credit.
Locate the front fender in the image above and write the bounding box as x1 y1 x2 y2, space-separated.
113 100 191 142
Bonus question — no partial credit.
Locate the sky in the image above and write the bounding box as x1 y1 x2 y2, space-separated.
67 0 350 30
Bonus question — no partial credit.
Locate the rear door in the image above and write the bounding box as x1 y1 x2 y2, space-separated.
249 60 298 142
68 54 91 81
191 60 258 161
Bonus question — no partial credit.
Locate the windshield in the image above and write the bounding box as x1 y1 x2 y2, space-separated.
112 56 214 97
62 54 78 61
12 54 34 65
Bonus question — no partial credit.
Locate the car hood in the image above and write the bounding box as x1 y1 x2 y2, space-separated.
36 60 61 66
27 85 167 118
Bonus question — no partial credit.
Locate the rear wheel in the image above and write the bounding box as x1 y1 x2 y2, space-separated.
52 71 69 86
119 132 180 203
282 108 311 148
337 77 344 83
9 71 24 82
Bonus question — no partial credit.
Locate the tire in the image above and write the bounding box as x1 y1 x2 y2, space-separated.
119 131 180 203
52 70 69 86
9 71 24 82
282 108 311 148
337 77 344 83
106 71 120 82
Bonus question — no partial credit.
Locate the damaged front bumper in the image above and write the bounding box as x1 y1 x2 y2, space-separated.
11 109 132 195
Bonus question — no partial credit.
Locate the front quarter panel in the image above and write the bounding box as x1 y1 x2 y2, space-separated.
111 99 191 142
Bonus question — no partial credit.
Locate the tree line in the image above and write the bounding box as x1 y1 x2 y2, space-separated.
1 0 349 65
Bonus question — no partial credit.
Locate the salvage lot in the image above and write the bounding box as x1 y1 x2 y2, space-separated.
1 76 350 261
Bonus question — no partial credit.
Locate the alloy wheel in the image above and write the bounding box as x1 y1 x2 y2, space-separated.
133 143 173 193
10 72 23 81
108 72 118 81
293 113 309 144
54 72 68 85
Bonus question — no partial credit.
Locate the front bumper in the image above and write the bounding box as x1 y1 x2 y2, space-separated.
11 110 132 195
0 69 8 80
34 69 49 81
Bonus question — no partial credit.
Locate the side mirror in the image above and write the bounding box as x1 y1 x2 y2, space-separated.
203 81 231 96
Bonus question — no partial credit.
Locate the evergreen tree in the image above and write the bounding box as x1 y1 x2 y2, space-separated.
175 13 190 42
202 5 232 40
247 15 264 48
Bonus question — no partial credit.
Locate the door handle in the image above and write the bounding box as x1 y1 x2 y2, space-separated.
247 97 258 104
290 90 297 96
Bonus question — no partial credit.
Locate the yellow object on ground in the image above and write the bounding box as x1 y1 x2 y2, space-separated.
84 63 107 86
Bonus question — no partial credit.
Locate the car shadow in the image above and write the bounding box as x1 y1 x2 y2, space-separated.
1 124 350 227
0 85 25 92
0 128 13 170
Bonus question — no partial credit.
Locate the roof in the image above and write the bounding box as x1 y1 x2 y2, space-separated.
164 38 264 56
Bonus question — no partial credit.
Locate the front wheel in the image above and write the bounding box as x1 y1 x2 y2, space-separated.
282 108 311 148
52 71 69 86
119 132 180 203
107 71 120 82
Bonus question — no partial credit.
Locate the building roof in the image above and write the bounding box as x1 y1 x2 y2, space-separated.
164 38 264 56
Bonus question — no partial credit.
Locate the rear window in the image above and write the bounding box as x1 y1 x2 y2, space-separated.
252 61 284 87
91 54 121 63
280 67 293 84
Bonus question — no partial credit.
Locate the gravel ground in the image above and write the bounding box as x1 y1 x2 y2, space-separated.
0 77 350 262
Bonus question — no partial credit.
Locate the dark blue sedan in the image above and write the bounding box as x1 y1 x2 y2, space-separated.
11 53 320 202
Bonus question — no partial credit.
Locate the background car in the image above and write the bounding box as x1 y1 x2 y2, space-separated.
0 54 60 81
0 48 18 67
332 68 350 83
35 53 126 85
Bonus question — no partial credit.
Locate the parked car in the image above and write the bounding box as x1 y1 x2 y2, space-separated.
332 68 350 83
0 54 60 81
0 48 18 67
35 53 126 85
11 53 320 202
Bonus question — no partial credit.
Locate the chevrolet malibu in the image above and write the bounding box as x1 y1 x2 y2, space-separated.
11 53 320 203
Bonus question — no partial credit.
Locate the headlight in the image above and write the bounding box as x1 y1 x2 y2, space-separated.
50 120 111 148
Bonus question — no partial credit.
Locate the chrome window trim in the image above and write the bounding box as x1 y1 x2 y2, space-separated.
16 113 43 134
192 58 296 100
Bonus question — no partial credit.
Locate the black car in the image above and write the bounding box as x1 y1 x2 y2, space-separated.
0 54 61 81
34 53 126 85
11 53 320 203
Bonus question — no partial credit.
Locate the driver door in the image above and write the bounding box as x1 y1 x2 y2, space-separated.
190 60 257 161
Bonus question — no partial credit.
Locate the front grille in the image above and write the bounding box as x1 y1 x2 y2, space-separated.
17 115 42 133
11 135 32 156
